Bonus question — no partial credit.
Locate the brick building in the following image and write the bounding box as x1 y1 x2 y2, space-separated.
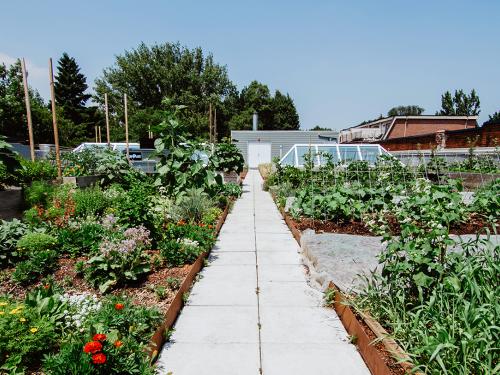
338 115 489 151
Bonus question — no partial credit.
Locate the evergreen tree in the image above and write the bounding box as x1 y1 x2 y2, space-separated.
272 90 299 130
438 89 480 116
54 53 91 125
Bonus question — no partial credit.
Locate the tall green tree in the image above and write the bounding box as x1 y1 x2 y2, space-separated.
94 42 236 138
272 90 299 130
483 111 500 126
438 89 480 116
388 105 424 116
0 60 52 143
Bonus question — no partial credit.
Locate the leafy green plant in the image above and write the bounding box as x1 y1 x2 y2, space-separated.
0 135 20 189
73 186 109 217
16 158 57 186
219 182 242 198
469 178 499 222
0 219 28 267
201 206 223 226
17 232 58 253
12 249 59 285
173 188 213 224
94 149 142 187
84 226 151 293
209 140 245 174
166 276 181 291
57 222 106 256
24 180 56 207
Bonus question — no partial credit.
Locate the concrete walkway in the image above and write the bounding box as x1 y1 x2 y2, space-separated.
157 170 370 375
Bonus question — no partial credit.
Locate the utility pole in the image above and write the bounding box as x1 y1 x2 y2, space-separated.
104 93 110 146
21 58 35 161
48 58 62 179
124 94 129 161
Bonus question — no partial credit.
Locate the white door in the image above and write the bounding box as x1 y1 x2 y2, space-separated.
248 142 272 168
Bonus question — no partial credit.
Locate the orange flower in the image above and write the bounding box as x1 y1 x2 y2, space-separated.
93 333 106 342
114 303 124 310
83 341 102 354
91 353 107 364
114 340 123 348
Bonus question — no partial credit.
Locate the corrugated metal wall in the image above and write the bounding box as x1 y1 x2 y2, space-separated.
231 130 339 164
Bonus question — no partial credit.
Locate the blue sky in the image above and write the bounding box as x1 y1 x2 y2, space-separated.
1 0 499 129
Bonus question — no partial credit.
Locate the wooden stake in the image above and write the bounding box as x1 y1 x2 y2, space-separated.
98 126 102 143
21 58 35 161
208 102 213 143
49 58 62 179
104 93 110 146
214 107 217 143
124 94 129 160
95 126 98 142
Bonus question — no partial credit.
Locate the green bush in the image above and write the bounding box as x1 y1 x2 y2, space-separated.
201 206 223 226
0 297 58 373
57 222 106 256
173 188 213 224
73 186 109 218
17 232 58 253
219 182 242 198
11 249 59 285
16 158 57 186
84 226 151 293
209 141 245 174
25 180 56 207
469 178 499 222
0 219 28 267
0 135 21 189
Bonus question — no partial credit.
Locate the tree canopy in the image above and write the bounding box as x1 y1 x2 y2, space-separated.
387 105 424 116
438 89 480 116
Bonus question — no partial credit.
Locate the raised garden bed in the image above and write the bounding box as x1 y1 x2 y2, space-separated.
0 188 23 220
62 175 102 188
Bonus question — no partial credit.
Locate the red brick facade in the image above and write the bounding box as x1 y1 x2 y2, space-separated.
386 118 477 139
377 123 499 151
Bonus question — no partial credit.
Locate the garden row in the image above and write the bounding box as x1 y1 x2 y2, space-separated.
0 109 245 374
264 155 499 375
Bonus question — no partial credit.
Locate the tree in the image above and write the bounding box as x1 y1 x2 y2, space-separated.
438 89 480 116
311 125 332 131
228 81 300 131
94 42 236 138
388 105 424 116
0 60 53 143
272 91 299 130
483 111 500 126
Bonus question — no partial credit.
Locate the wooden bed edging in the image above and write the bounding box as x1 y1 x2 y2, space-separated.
277 206 421 375
147 203 231 361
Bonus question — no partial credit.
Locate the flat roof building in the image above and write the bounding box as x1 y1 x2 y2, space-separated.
231 130 338 168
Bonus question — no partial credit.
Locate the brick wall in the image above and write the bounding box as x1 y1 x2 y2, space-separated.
378 123 499 151
387 118 477 139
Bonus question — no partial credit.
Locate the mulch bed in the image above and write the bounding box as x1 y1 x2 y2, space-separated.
0 251 192 317
289 213 498 236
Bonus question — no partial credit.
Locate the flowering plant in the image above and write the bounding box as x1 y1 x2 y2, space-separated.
83 226 152 293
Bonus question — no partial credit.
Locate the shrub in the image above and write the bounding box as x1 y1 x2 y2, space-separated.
219 182 242 198
57 222 106 256
73 186 109 217
0 135 21 189
209 141 245 174
0 298 58 373
84 226 151 293
0 219 28 267
25 180 56 207
17 232 58 253
172 188 213 224
11 249 59 285
469 178 499 222
201 206 223 226
16 158 57 185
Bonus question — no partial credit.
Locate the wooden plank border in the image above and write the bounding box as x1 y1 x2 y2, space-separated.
147 202 231 361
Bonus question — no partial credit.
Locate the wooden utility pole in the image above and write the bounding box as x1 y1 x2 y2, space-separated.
48 58 62 179
214 107 217 143
208 102 213 143
104 93 110 146
21 58 35 161
124 94 129 160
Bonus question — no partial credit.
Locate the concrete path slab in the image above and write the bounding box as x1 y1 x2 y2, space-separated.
157 170 369 374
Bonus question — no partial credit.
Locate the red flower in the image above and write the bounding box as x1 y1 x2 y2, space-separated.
43 284 50 290
83 341 102 354
114 340 123 348
114 303 124 310
93 333 107 342
91 353 107 364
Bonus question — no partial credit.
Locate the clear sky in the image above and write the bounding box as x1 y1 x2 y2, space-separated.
1 0 499 130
